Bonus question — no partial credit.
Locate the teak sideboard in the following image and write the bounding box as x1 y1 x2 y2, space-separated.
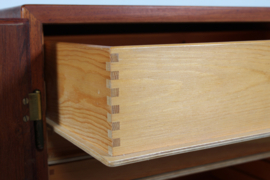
2 5 270 180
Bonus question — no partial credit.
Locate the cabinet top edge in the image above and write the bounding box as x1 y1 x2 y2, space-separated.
2 5 270 24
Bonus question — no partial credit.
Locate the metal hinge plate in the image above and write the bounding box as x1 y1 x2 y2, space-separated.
23 90 44 150
28 91 42 121
23 90 42 121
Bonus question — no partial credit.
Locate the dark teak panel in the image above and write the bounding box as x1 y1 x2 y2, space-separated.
0 19 48 180
0 7 21 18
22 5 270 23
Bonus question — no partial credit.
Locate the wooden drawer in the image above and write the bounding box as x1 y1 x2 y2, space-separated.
45 37 270 166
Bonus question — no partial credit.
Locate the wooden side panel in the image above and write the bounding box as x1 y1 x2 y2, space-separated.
0 19 42 180
110 40 270 156
45 42 112 153
21 9 49 179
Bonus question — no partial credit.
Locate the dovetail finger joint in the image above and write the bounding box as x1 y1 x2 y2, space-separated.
112 122 120 131
112 138 120 147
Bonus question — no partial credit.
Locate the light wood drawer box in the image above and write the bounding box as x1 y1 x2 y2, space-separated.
45 38 270 166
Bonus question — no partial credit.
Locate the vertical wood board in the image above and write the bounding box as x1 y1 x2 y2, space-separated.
0 19 35 180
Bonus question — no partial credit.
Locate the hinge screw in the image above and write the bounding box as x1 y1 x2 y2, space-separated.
23 98 29 105
23 116 29 122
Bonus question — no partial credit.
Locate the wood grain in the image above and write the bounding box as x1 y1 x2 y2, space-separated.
0 19 36 180
0 7 21 18
48 137 270 179
109 40 270 155
49 113 270 167
21 8 49 179
47 124 89 163
45 42 113 153
4 4 270 178
0 6 49 180
46 40 270 159
22 5 270 23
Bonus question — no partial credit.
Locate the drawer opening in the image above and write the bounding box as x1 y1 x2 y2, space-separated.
44 22 270 167
44 22 270 46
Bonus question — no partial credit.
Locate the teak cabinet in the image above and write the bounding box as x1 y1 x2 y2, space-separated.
2 5 270 180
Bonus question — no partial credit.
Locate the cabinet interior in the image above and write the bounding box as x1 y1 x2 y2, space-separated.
44 22 270 46
44 22 270 179
44 23 270 163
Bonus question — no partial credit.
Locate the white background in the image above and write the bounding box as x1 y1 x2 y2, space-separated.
2 0 270 10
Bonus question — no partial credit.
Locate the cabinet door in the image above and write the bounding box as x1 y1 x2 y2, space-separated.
0 19 48 180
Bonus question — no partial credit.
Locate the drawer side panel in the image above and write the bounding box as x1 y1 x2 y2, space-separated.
110 41 270 156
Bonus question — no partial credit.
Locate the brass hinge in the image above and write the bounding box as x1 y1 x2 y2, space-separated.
23 90 44 150
23 90 42 121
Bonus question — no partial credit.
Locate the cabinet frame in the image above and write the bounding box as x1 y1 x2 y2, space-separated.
2 5 270 180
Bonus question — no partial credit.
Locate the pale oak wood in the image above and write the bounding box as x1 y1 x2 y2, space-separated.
47 125 89 163
47 116 270 167
45 40 270 161
109 40 270 155
45 42 112 153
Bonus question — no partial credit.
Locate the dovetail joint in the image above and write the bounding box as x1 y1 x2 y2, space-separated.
111 71 119 80
111 105 119 114
107 54 120 151
106 79 111 89
108 130 112 139
108 146 113 156
111 88 119 97
112 122 120 131
106 62 111 71
112 138 120 147
107 113 112 122
107 96 112 106
110 53 119 62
